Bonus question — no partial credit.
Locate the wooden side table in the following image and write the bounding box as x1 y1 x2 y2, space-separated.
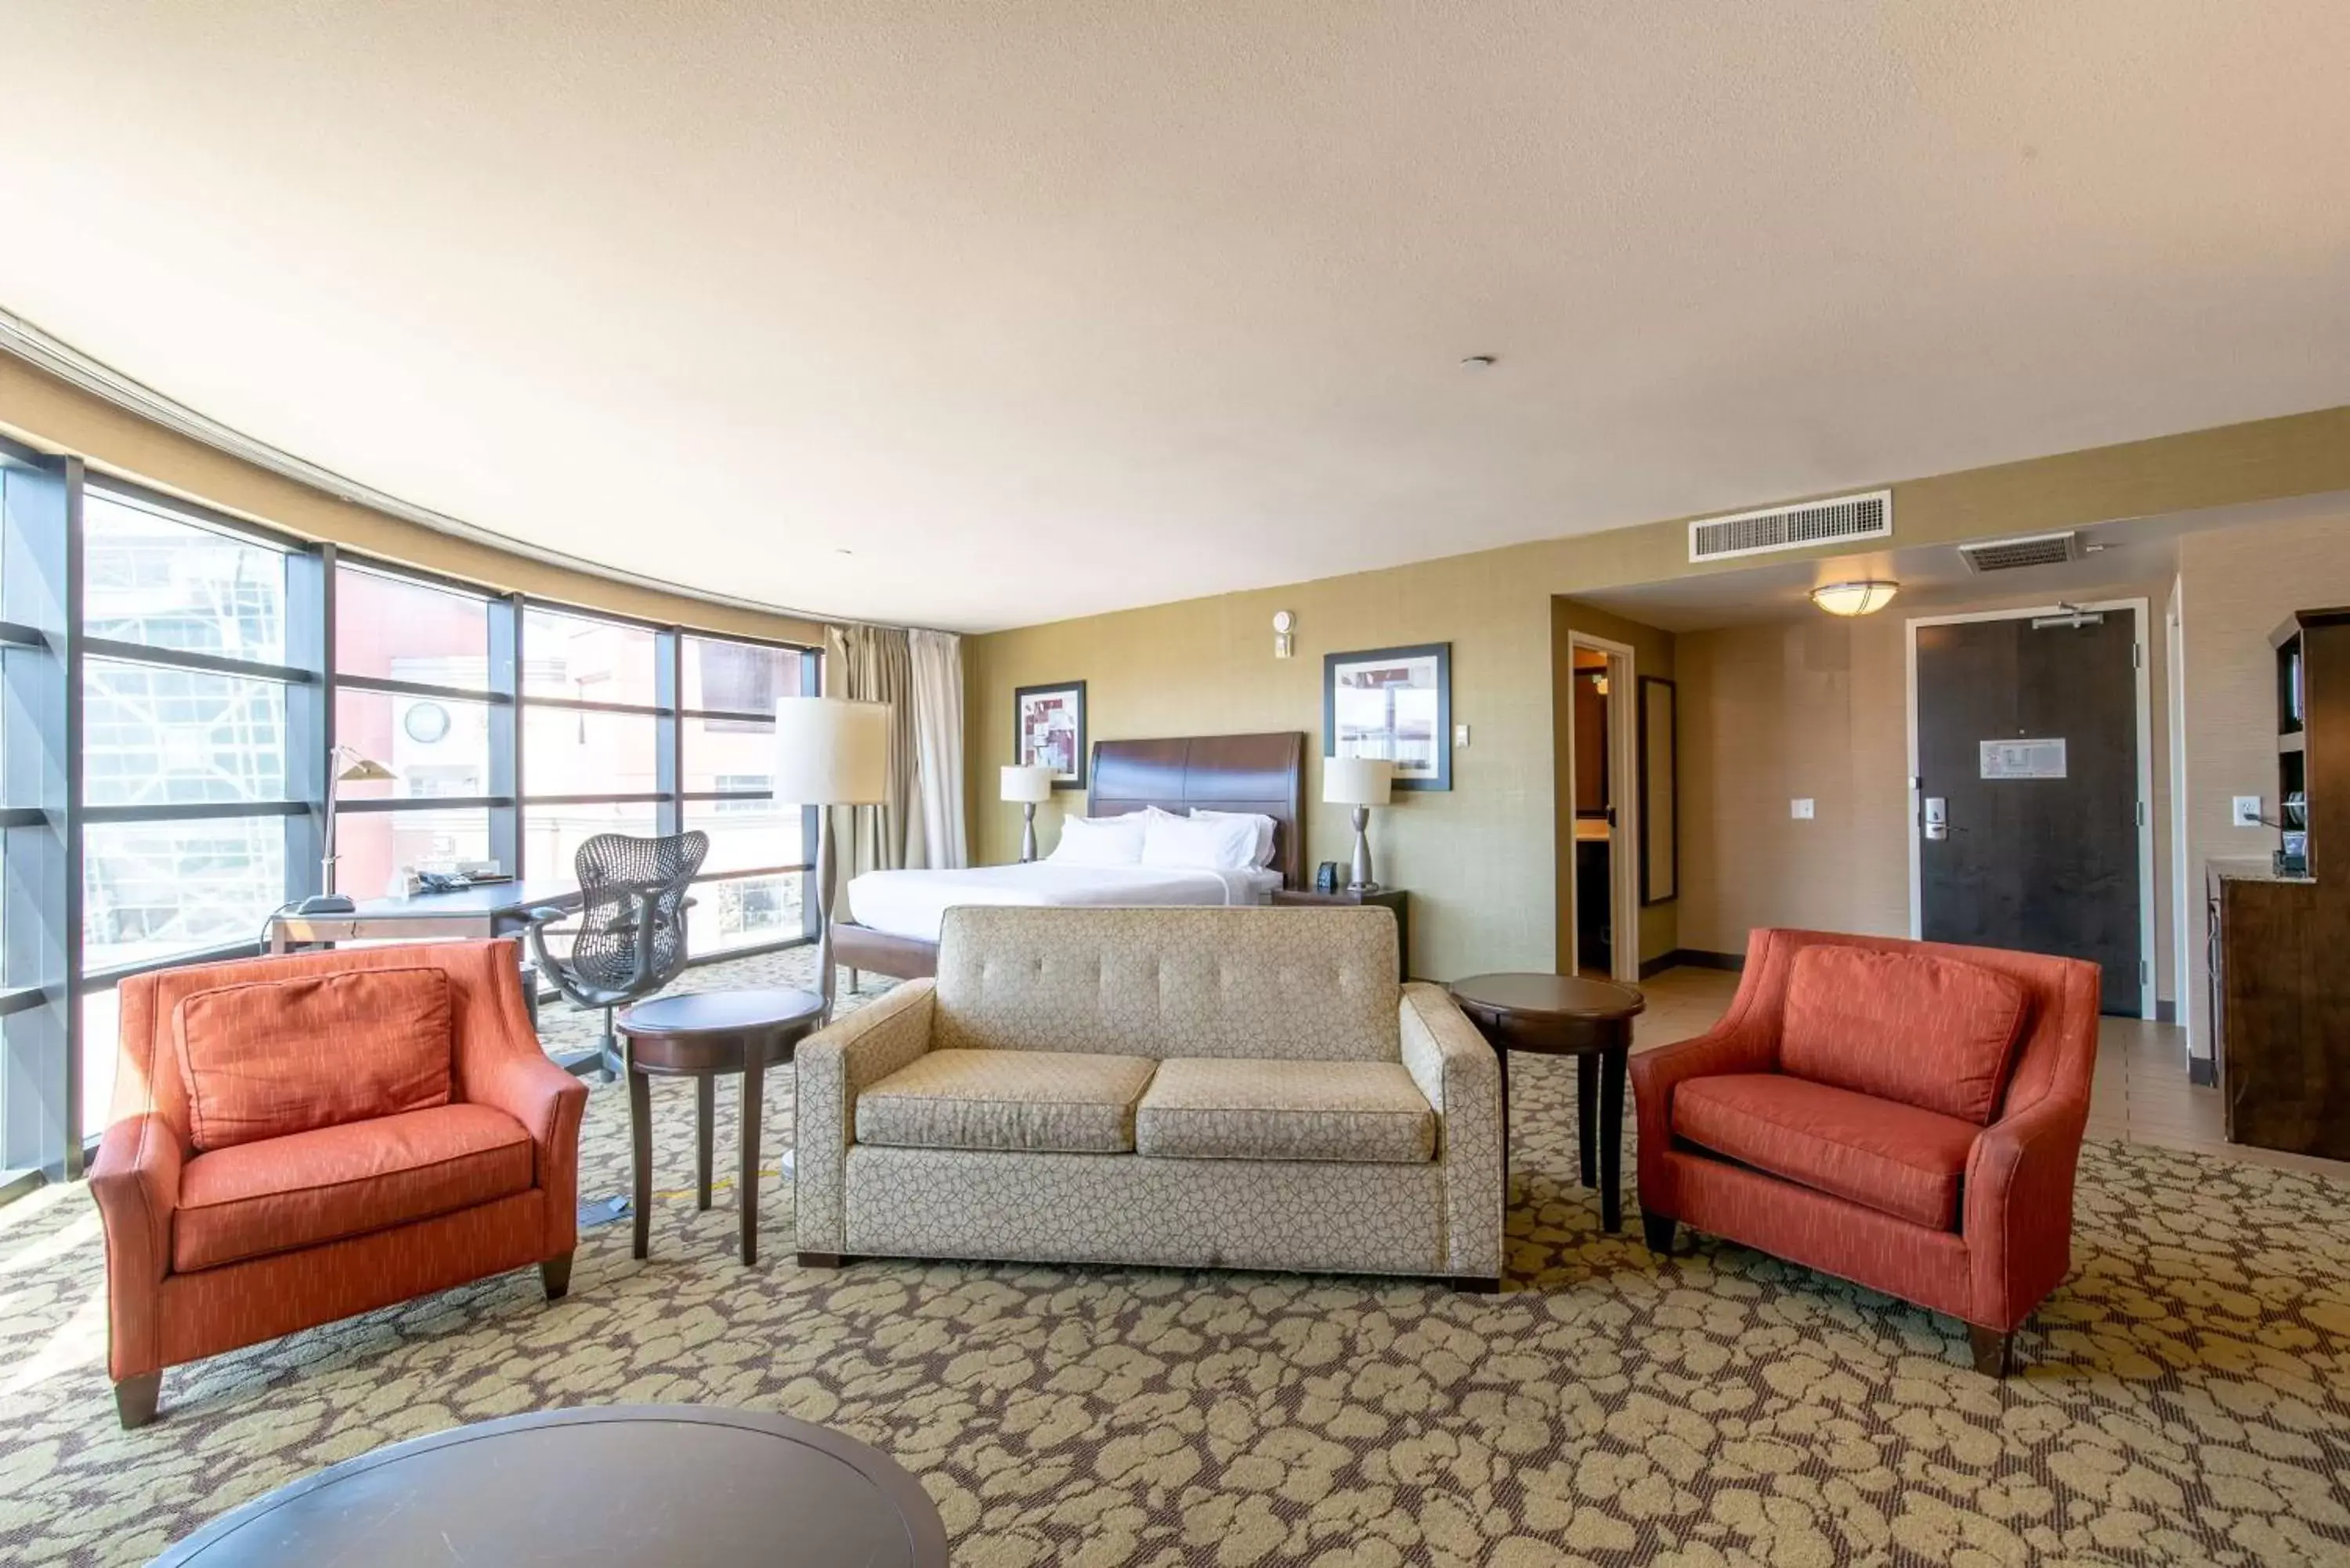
1447 972 1644 1232
616 987 826 1266
1269 887 1410 980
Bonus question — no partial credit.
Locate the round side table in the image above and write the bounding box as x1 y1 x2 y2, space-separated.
617 986 825 1266
152 1404 949 1566
1448 973 1645 1233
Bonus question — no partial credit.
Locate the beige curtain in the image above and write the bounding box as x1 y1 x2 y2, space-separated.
826 624 916 916
909 628 968 869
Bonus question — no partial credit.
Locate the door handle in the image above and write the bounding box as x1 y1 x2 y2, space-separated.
1922 797 1948 842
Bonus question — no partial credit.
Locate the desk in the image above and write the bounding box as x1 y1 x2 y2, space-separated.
265 878 584 953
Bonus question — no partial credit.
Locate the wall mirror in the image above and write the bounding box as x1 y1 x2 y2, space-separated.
1639 675 1678 905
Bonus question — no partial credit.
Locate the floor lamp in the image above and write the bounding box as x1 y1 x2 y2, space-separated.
1001 764 1055 862
772 696 891 1021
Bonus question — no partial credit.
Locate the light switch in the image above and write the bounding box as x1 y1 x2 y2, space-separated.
1791 798 1815 820
2232 795 2264 826
1455 724 1470 748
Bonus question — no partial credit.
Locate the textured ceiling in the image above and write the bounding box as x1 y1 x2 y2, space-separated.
3 2 2347 631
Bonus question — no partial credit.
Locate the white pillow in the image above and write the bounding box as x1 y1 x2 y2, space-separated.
1047 813 1147 866
1142 811 1262 872
1190 808 1278 869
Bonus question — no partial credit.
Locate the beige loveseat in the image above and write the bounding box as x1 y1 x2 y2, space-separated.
794 905 1503 1287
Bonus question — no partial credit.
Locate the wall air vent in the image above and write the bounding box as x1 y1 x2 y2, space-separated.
1958 531 2081 573
1687 490 1891 564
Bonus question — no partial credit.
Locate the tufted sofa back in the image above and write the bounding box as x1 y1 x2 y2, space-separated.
932 905 1401 1061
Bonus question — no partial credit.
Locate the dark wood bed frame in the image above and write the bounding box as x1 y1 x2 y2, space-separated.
832 731 1307 985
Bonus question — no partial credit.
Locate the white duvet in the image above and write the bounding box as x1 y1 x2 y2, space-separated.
844 862 1282 943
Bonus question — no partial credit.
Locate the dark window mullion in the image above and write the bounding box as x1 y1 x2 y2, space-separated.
80 635 311 687
656 627 682 838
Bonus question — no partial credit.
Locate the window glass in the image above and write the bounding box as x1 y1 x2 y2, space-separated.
82 659 288 807
523 801 661 883
682 716 777 794
522 607 657 706
524 706 657 796
684 638 801 714
685 811 803 875
687 871 804 955
82 490 287 663
335 565 491 688
83 816 287 971
334 809 493 898
334 688 492 800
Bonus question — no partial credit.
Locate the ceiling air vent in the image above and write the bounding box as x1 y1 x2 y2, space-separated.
1958 531 2080 573
1687 490 1891 563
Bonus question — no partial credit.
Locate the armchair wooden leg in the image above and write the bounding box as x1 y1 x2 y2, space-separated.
797 1251 844 1268
540 1250 574 1300
1968 1325 2015 1377
1642 1212 1678 1255
114 1371 162 1430
1448 1275 1502 1295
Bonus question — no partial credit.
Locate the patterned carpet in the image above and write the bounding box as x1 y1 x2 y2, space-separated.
4 950 2350 1566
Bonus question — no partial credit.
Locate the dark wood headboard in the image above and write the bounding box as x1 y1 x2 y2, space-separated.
1089 732 1308 889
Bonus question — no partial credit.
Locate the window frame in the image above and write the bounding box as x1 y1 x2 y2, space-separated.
0 444 820 1201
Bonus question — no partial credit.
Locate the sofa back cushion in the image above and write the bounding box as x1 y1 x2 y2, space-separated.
1778 945 2029 1124
934 905 1399 1061
173 967 456 1151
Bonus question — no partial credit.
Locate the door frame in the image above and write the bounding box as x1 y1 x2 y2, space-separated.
1566 630 1642 985
1904 597 2157 1020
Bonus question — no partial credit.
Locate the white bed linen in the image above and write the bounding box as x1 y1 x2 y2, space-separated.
845 862 1282 943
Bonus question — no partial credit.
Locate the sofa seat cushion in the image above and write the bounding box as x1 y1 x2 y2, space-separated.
1780 945 2028 1124
855 1050 1157 1154
1672 1073 1979 1231
1135 1057 1435 1164
174 1104 534 1273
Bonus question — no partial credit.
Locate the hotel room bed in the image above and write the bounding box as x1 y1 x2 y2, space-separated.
832 730 1306 982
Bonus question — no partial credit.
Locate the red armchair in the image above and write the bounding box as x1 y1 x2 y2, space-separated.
1631 928 2101 1375
89 940 587 1427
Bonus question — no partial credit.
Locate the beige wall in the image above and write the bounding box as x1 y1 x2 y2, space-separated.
1676 580 2178 1007
2176 506 2350 1060
967 411 2350 988
0 354 830 645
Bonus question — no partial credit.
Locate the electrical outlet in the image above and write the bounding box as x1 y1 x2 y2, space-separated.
1791 798 1815 820
2232 795 2264 827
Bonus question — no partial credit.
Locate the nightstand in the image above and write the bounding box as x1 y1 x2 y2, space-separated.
1269 887 1410 981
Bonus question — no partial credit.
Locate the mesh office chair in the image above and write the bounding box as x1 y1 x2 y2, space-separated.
522 830 708 1078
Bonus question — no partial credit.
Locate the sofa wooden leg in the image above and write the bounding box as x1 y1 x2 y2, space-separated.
1968 1325 2015 1377
114 1372 162 1430
540 1251 574 1301
1448 1275 1502 1295
797 1251 844 1269
1642 1212 1678 1256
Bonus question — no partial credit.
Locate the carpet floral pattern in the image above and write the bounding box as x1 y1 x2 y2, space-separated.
2 950 2348 1565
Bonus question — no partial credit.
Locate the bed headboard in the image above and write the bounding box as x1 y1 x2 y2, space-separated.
1089 732 1308 889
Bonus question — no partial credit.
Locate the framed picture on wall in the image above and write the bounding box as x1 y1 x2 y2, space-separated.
1324 643 1451 791
1014 680 1087 789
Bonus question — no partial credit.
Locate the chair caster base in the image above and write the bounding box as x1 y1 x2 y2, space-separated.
1642 1213 1679 1255
114 1371 161 1430
1968 1326 2016 1377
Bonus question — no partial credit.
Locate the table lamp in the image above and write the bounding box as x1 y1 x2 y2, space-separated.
773 696 891 1018
296 746 397 915
1322 756 1394 893
1000 764 1055 862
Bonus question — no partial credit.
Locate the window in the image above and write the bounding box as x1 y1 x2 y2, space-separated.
335 566 493 690
82 490 286 663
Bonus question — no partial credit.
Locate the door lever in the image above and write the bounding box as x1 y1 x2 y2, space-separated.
1922 797 1948 842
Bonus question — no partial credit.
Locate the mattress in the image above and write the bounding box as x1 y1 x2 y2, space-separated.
844 862 1282 943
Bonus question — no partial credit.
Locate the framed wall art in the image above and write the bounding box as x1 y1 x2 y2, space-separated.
1014 680 1087 789
1323 643 1451 791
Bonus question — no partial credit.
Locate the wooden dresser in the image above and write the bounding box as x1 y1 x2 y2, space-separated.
2210 608 2350 1160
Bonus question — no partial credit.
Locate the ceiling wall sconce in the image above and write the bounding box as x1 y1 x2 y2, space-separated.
1810 580 1900 617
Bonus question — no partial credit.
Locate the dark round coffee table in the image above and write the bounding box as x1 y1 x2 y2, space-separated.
1448 973 1645 1233
619 986 826 1266
152 1404 949 1566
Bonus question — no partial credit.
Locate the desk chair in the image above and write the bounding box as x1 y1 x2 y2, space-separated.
522 831 707 1079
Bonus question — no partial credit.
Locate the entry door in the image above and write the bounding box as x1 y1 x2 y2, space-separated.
1914 609 2142 1015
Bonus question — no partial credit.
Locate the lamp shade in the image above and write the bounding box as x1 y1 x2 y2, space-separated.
1000 764 1056 804
1322 755 1394 807
772 697 891 804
